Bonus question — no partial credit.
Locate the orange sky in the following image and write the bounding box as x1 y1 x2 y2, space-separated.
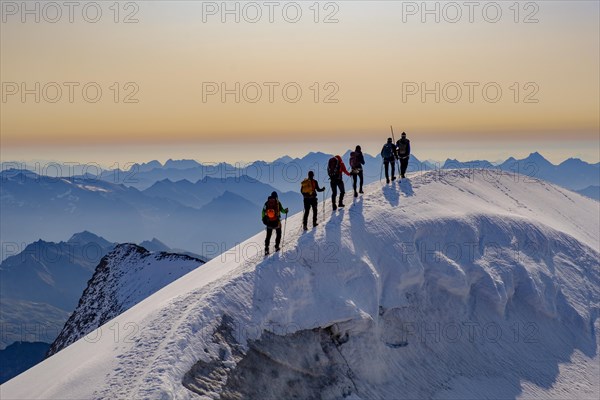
1 1 599 163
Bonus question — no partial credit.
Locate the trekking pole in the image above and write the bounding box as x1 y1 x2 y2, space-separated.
281 212 288 252
324 185 330 217
380 161 383 183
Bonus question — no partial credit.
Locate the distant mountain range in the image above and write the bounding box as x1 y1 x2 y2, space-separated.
439 152 599 192
118 152 593 191
7 151 591 192
1 170 301 257
103 151 429 192
142 175 300 210
4 152 596 193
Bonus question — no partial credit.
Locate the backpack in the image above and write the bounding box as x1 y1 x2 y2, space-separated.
327 157 340 179
265 197 279 221
382 143 394 159
397 140 408 157
300 178 313 196
349 151 361 169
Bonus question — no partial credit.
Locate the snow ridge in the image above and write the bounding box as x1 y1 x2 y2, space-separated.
2 170 599 400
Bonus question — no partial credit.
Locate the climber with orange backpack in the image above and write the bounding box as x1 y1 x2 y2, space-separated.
327 155 351 211
300 171 325 230
262 191 289 255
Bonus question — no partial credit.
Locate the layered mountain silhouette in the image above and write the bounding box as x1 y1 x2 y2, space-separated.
13 151 590 192
1 170 298 257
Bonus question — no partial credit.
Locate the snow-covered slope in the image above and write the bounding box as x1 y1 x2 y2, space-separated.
2 170 599 400
47 244 205 356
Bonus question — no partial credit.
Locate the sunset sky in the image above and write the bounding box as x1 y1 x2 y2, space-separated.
1 1 599 165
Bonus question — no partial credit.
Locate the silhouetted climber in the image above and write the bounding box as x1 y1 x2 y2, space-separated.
262 191 288 255
300 171 325 230
396 132 411 179
327 155 351 210
349 145 365 197
381 138 397 184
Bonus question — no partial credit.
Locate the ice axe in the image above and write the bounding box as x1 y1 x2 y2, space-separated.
391 125 401 179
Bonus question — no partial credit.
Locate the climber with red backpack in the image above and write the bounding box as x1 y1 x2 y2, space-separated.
327 155 351 211
349 145 365 197
262 191 289 255
300 171 325 230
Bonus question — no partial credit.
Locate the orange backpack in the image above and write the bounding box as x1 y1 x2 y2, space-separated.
265 198 279 221
300 178 313 196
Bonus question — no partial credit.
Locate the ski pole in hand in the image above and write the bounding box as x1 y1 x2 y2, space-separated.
281 212 288 252
323 186 329 219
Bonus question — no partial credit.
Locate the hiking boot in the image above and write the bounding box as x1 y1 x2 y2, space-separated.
359 189 364 194
332 204 337 211
392 176 397 181
354 191 358 198
386 178 390 184
265 248 270 255
401 174 406 179
313 222 319 227
275 246 281 252
338 202 345 208
303 225 308 231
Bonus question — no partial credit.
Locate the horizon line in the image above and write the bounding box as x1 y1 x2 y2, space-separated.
2 150 598 173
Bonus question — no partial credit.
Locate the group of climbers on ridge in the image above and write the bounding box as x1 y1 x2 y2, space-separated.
381 132 411 183
263 133 411 254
